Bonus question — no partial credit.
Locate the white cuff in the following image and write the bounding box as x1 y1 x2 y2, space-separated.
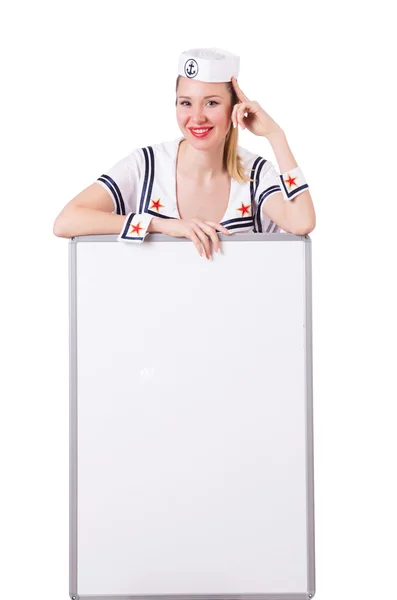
279 166 309 201
117 212 154 243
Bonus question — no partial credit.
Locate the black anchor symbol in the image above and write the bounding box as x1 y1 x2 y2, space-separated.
186 61 196 76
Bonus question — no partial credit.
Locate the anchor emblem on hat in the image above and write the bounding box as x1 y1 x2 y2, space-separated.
184 58 198 78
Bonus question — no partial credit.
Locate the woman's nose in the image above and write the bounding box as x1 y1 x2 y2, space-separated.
191 108 207 124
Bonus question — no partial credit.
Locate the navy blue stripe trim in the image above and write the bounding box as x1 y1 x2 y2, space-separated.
250 158 259 232
250 157 266 198
146 210 175 219
280 177 309 199
254 160 266 197
221 216 253 226
254 161 266 232
144 147 155 213
250 157 262 201
250 157 259 231
259 185 281 201
119 212 137 238
250 156 267 233
226 221 254 231
139 148 150 213
98 175 125 215
256 185 282 232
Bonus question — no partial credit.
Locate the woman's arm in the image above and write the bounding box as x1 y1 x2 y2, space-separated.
230 77 316 235
266 130 316 234
53 206 126 238
53 182 164 238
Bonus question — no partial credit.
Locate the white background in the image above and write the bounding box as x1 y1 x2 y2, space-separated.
1 1 396 599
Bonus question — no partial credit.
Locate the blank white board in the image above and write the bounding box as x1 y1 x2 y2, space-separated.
69 232 315 600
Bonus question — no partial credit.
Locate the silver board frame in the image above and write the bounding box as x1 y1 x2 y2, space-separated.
69 232 315 600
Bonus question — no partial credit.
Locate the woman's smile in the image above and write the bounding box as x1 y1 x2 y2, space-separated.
188 127 214 138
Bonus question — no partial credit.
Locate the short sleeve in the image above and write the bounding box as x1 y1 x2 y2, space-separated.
254 159 282 205
96 149 143 216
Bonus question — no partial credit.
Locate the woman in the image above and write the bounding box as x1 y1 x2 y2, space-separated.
53 47 316 259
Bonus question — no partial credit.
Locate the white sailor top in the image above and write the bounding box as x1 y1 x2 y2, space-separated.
96 137 286 239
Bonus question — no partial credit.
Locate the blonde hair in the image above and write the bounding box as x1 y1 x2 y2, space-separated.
175 76 254 184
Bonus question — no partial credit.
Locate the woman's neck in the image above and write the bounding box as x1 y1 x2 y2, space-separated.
177 138 227 183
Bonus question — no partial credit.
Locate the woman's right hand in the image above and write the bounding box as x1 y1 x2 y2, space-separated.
150 217 232 259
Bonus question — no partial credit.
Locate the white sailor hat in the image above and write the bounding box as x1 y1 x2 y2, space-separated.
178 47 240 83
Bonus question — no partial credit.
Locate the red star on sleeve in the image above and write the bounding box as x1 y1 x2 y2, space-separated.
129 222 145 236
237 202 251 216
285 174 298 189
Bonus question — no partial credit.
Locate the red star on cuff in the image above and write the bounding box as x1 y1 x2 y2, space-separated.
285 174 298 189
150 198 165 212
237 202 251 216
129 221 145 236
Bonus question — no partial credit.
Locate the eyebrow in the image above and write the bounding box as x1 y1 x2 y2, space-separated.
178 95 223 100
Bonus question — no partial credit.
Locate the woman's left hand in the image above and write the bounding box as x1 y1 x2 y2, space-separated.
231 76 283 139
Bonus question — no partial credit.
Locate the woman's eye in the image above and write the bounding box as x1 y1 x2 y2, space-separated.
179 101 219 107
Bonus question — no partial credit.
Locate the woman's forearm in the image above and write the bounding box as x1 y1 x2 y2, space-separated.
267 130 316 231
53 207 127 238
147 217 165 233
53 207 166 238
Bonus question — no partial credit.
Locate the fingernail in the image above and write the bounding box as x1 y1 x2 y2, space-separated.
216 248 222 254
233 122 236 128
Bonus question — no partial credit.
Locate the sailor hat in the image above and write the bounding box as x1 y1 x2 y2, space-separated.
178 47 240 83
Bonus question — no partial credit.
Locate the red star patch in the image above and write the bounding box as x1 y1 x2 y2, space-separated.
129 221 145 236
150 198 165 212
237 202 251 217
285 174 298 189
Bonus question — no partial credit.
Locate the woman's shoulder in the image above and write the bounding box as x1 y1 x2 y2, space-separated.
237 144 270 167
237 145 278 183
124 138 181 170
109 139 179 178
140 137 182 156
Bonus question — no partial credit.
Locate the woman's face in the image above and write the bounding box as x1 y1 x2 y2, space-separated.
176 78 233 148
